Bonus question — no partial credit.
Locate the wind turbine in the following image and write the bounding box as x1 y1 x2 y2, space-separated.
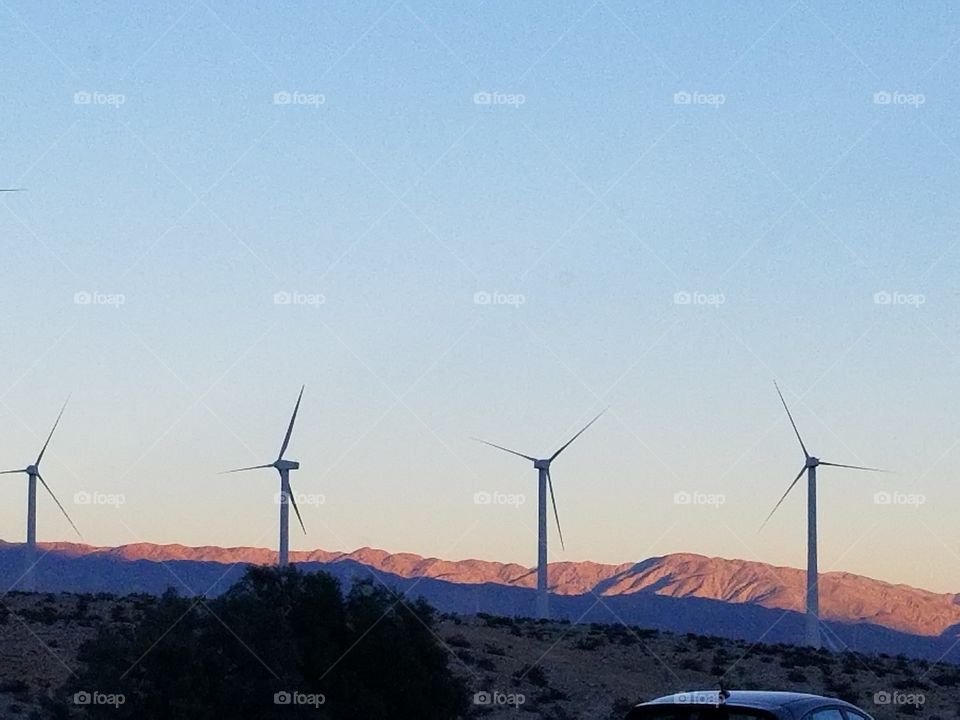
762 382 886 648
1 398 82 591
222 386 307 567
474 410 605 619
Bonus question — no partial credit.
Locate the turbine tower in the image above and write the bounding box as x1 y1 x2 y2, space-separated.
474 410 604 619
1 398 82 591
222 385 306 567
762 382 886 648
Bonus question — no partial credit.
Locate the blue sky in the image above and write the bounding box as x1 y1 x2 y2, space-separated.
1 1 959 592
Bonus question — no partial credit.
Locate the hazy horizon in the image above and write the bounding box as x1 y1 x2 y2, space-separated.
2 1 959 595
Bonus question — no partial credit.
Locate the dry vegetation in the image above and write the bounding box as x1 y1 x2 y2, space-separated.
0 592 957 719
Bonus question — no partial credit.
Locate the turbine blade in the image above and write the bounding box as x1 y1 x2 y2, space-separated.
286 482 306 535
471 438 536 462
278 385 305 459
546 468 564 551
35 474 82 540
36 396 70 466
760 466 807 530
0 188 26 192
819 461 889 473
219 463 273 474
549 409 606 462
0 469 26 474
774 382 809 458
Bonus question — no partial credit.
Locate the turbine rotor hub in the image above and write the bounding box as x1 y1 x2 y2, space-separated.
534 459 550 470
273 459 300 471
805 456 820 468
25 465 38 475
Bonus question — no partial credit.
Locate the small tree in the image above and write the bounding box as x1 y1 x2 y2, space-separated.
47 566 468 719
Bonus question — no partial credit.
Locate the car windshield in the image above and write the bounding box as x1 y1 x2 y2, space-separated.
628 705 777 720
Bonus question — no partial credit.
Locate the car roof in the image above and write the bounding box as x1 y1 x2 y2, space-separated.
640 691 868 718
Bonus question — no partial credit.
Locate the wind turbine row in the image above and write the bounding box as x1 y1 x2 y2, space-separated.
2 383 886 647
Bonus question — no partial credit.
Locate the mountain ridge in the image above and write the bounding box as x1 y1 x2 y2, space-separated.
8 540 958 639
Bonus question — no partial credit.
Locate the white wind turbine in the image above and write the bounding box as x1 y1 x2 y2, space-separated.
1 398 82 590
474 410 605 619
221 386 307 567
762 382 887 648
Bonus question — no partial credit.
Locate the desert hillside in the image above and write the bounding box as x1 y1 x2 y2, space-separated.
0 590 955 719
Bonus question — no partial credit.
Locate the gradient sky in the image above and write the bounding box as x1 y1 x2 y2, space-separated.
1 1 959 593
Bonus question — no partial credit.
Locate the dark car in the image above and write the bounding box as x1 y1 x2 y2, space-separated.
626 691 875 720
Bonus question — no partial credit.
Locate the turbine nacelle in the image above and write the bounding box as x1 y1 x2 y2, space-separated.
274 459 300 471
25 464 39 475
805 456 820 468
533 459 551 470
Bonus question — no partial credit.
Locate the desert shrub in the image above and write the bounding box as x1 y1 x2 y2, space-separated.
476 656 497 672
446 632 471 648
18 605 59 625
536 686 570 703
576 634 606 651
931 669 960 686
513 665 549 688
